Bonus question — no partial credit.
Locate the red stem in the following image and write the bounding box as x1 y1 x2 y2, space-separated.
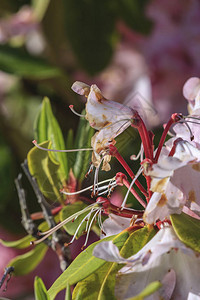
154 113 183 162
135 118 153 160
109 145 148 198
31 206 62 220
109 203 144 218
123 178 147 208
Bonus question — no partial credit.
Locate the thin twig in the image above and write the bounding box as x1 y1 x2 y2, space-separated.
0 267 14 291
20 160 72 270
15 174 38 237
21 161 55 229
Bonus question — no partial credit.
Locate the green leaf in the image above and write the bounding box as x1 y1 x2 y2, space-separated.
60 201 88 237
34 97 68 181
48 231 129 299
72 226 157 300
65 283 71 300
66 129 75 170
8 243 48 276
115 0 153 35
171 212 200 253
72 262 113 300
27 140 63 202
120 226 157 259
63 0 117 75
32 0 50 21
73 115 94 182
34 276 50 300
128 281 162 300
0 45 61 79
0 221 52 249
0 235 34 249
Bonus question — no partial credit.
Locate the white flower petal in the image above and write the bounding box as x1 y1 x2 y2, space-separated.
183 77 200 102
114 227 200 299
86 84 134 131
93 241 127 264
100 214 131 238
143 183 184 224
71 81 90 96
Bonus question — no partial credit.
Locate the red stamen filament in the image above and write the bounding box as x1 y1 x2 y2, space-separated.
154 113 183 162
109 145 148 198
134 117 153 161
122 177 146 208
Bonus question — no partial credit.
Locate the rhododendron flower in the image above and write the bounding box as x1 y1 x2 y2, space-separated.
142 78 200 224
93 225 200 299
72 81 134 131
72 81 136 171
144 140 200 224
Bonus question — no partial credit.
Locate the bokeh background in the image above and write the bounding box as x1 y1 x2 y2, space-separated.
0 0 200 298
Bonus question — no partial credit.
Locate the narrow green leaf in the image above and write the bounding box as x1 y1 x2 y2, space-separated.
66 129 74 170
48 231 129 299
72 226 157 300
73 116 94 182
171 212 200 253
0 45 61 79
34 97 68 181
0 235 34 249
0 221 52 249
8 243 48 276
128 281 162 300
27 140 63 202
34 276 50 300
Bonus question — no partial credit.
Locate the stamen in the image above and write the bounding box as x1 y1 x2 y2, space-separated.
93 155 105 196
69 105 86 118
98 209 104 231
32 140 93 152
179 121 194 141
99 118 132 136
82 209 100 249
181 120 200 125
113 120 131 137
85 164 94 178
60 178 116 195
97 183 117 196
67 208 99 245
130 144 143 161
184 115 200 121
121 167 144 209
96 179 117 196
32 203 98 245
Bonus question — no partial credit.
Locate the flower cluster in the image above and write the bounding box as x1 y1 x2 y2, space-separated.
72 78 200 299
33 77 200 299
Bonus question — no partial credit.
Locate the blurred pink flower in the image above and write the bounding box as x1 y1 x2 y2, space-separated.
117 0 200 121
0 6 38 44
